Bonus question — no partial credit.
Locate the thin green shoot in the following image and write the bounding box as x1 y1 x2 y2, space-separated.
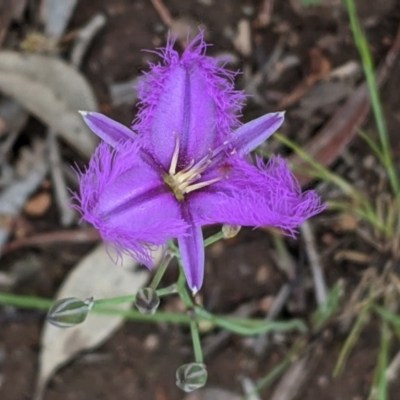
243 339 305 400
311 281 342 331
273 133 389 233
377 320 390 400
190 318 204 363
373 305 400 329
344 0 400 199
0 291 308 336
333 306 370 377
358 129 385 165
369 320 391 400
273 133 368 204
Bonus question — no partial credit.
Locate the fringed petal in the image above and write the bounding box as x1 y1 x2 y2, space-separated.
132 31 245 169
73 142 187 266
189 155 325 235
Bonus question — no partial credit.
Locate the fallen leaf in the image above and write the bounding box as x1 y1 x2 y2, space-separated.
40 0 78 41
23 192 51 216
0 142 48 256
278 47 331 109
233 19 252 57
0 51 98 157
289 23 400 186
0 96 28 135
34 244 158 400
334 250 371 264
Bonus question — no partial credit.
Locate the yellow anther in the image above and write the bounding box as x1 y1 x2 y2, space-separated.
164 132 221 200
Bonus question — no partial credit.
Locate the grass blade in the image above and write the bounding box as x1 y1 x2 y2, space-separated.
344 0 400 198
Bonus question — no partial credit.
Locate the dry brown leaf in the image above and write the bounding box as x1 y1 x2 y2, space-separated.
0 51 98 157
334 250 372 264
290 23 400 186
278 47 331 109
23 192 51 216
34 244 160 400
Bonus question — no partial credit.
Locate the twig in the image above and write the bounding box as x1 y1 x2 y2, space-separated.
1 228 100 254
301 221 327 306
149 0 186 48
269 353 312 400
47 129 76 226
241 377 262 400
386 350 400 382
150 0 173 27
0 0 17 48
252 284 292 355
256 0 274 28
0 142 48 258
0 130 20 164
71 13 106 68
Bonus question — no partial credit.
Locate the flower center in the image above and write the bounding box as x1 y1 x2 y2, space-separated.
163 132 221 200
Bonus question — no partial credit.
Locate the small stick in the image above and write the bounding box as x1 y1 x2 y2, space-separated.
241 377 262 400
270 354 311 400
47 129 76 226
71 13 106 68
256 0 274 28
1 228 100 254
0 130 20 164
149 0 187 48
150 0 173 27
0 142 48 258
253 284 292 355
301 220 327 306
386 350 400 382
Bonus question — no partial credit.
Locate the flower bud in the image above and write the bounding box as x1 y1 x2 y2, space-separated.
222 224 241 239
134 288 160 315
176 363 208 392
47 297 93 328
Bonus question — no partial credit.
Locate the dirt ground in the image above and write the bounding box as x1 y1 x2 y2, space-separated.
1 0 400 399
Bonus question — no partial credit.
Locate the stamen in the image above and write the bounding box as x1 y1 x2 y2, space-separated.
169 131 180 175
165 131 223 199
185 177 223 193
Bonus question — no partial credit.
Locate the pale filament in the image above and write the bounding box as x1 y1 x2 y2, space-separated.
164 132 223 199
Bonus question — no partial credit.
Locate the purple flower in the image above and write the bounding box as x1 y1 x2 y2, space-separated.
74 33 324 292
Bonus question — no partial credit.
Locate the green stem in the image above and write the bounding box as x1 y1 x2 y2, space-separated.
94 284 177 307
0 292 52 309
190 317 203 363
91 305 191 324
177 265 194 307
377 320 390 400
0 292 192 324
149 252 173 290
0 291 308 336
157 284 178 297
204 231 224 247
333 305 370 377
195 307 307 336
